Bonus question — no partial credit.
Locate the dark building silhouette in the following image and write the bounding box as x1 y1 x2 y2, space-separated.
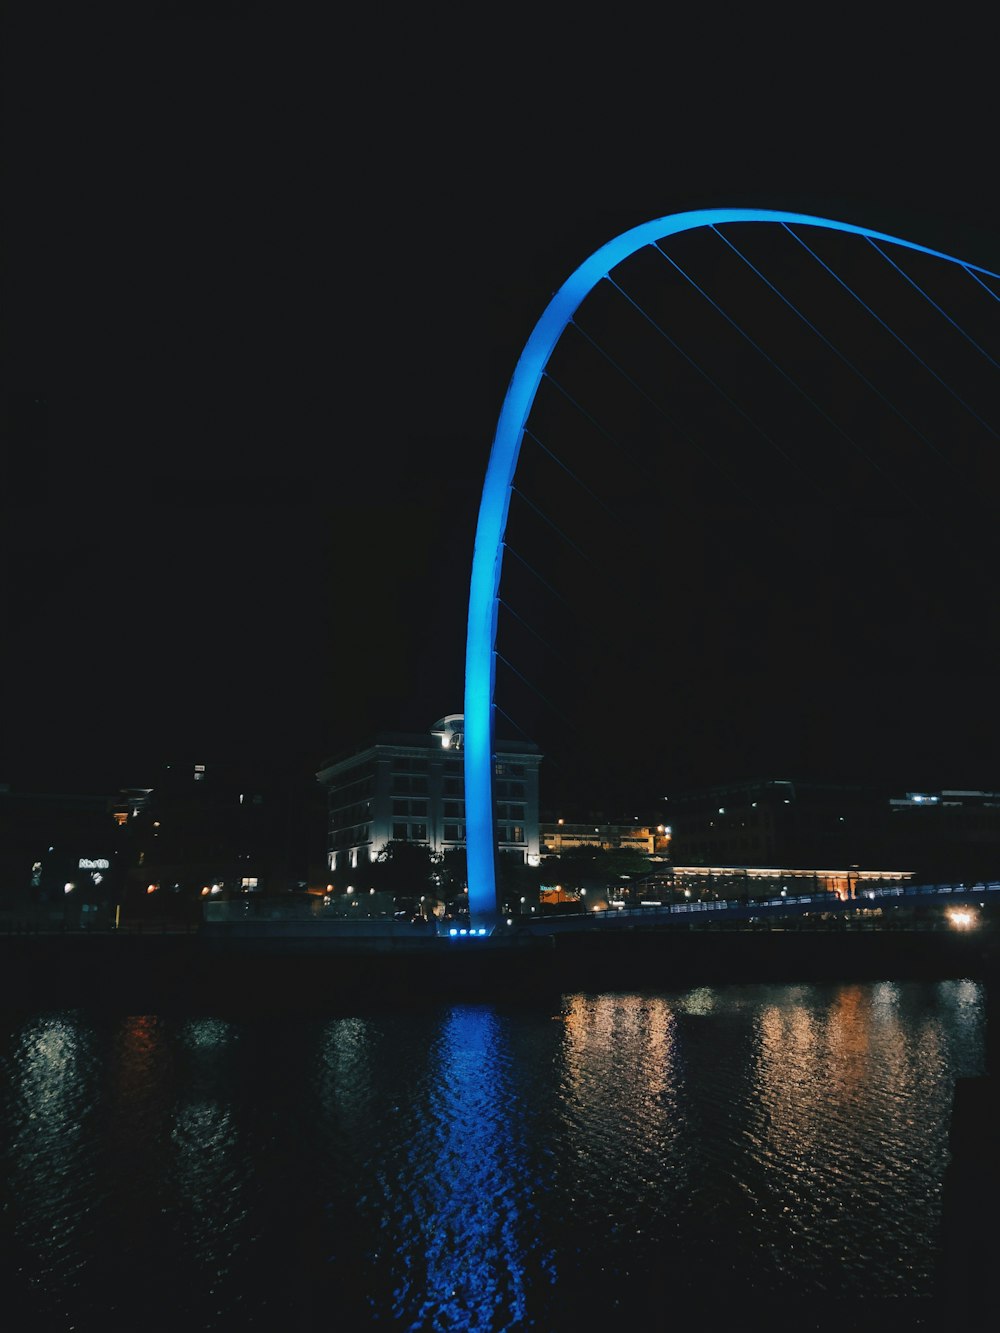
1 762 329 928
119 760 327 921
666 778 1000 881
666 779 892 870
0 783 126 926
886 789 1000 881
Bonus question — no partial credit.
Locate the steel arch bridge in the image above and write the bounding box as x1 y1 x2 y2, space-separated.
463 207 1000 928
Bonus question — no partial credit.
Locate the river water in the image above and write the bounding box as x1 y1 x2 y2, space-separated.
1 979 986 1331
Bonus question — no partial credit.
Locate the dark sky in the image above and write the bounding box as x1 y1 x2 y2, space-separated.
5 7 999 807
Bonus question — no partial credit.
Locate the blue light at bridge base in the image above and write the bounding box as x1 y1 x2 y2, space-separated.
463 208 1000 929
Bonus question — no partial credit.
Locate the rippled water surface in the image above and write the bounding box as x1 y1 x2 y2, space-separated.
1 980 985 1330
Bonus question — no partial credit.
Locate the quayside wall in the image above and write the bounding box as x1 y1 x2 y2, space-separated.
0 926 995 1012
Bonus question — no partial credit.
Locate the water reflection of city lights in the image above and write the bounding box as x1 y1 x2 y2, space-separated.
392 1006 533 1327
182 1018 234 1050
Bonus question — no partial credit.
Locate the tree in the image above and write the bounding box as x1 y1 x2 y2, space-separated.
497 854 544 912
436 848 468 901
370 840 437 896
542 846 654 892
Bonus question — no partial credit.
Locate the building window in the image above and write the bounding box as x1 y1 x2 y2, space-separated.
510 826 524 844
443 801 463 817
444 824 463 841
393 799 427 817
411 824 427 841
444 778 462 796
393 823 408 840
392 757 428 773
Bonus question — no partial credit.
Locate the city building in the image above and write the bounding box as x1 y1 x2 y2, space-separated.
666 778 894 870
0 782 128 926
540 819 670 858
666 778 1000 881
316 715 542 877
887 789 1000 880
628 863 914 905
118 760 327 921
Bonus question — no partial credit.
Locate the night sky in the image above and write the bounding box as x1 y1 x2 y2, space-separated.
5 8 999 809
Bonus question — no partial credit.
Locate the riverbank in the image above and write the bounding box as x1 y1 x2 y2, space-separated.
0 924 995 1013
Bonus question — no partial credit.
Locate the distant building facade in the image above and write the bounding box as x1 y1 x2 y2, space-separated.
667 778 894 870
632 863 913 904
316 716 542 876
887 789 1000 880
0 783 126 926
118 760 327 917
666 778 1000 881
540 820 670 859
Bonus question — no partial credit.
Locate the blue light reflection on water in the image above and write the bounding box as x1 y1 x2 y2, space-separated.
0 980 988 1330
379 1005 550 1329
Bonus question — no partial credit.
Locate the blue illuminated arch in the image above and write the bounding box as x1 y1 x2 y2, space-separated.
464 207 998 926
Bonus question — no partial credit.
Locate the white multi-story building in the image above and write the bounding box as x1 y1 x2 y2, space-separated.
316 716 542 875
